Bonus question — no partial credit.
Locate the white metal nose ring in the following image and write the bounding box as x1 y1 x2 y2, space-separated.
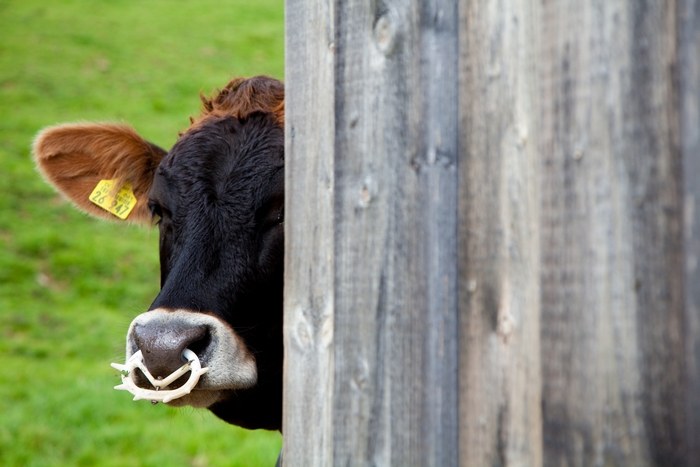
111 348 209 404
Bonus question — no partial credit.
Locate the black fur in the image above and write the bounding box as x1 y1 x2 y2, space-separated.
148 112 284 430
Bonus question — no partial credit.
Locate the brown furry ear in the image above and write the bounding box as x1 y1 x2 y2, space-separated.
33 123 166 224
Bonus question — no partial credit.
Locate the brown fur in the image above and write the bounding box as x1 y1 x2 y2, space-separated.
33 123 166 223
191 76 284 131
33 76 284 224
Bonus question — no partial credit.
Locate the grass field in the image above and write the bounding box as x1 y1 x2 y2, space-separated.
0 1 284 465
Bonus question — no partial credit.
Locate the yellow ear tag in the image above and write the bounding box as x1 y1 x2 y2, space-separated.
89 179 137 220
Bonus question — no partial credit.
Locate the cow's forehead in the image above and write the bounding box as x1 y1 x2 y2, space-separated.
174 114 280 165
151 112 283 206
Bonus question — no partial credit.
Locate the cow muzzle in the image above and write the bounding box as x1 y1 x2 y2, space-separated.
111 309 258 407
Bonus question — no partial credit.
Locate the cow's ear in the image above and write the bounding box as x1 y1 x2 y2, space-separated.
33 123 166 224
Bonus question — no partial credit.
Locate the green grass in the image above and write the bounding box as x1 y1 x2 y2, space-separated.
0 1 283 465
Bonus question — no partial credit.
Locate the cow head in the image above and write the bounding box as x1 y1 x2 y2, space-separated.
33 76 285 430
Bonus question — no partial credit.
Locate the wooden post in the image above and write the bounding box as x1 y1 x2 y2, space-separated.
534 2 690 465
458 0 543 464
283 0 336 463
680 0 700 462
284 0 699 465
285 0 460 464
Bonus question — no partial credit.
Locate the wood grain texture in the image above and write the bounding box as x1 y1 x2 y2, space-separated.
331 0 459 464
283 0 335 463
285 0 698 465
285 0 460 465
458 1 543 465
537 2 688 465
680 0 700 462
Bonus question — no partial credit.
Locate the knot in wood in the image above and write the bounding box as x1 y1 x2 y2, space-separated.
357 176 377 210
373 13 398 55
292 310 313 350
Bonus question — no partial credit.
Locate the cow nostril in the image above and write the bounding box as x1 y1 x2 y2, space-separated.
186 331 211 362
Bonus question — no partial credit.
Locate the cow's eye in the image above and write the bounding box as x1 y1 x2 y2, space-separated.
148 201 164 225
257 196 284 231
276 207 284 225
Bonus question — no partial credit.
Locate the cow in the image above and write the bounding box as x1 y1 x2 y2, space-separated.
33 76 285 431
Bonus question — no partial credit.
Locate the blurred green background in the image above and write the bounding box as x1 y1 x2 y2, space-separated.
0 1 283 465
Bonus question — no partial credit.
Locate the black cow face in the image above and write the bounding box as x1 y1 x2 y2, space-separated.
125 113 284 429
34 76 285 432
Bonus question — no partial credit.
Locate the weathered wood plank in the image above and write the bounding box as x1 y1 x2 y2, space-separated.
283 0 335 464
537 1 688 465
285 0 460 465
331 0 460 464
680 0 700 461
458 0 543 465
285 0 697 464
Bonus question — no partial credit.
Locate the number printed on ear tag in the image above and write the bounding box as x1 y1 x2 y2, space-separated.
89 179 137 220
